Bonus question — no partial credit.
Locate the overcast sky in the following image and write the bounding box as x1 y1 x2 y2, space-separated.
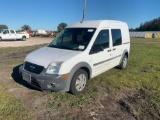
0 0 160 30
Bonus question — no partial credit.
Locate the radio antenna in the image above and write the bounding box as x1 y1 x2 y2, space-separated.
81 0 86 23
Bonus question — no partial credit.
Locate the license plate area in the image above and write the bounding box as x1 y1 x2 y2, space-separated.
22 72 31 83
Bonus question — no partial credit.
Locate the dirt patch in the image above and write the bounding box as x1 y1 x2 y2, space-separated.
140 65 160 73
0 51 31 61
49 88 160 120
95 89 160 120
0 37 53 48
19 88 159 120
8 87 50 119
155 67 160 71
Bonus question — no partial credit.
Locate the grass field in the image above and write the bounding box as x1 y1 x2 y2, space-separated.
0 38 160 120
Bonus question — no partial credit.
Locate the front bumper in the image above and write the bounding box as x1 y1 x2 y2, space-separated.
19 65 68 92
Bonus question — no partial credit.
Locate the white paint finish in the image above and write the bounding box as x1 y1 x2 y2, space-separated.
0 29 29 40
23 20 130 80
25 46 82 68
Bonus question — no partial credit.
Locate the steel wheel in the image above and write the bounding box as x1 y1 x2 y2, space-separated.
22 36 26 41
70 69 88 94
75 74 87 91
118 55 128 69
122 56 127 68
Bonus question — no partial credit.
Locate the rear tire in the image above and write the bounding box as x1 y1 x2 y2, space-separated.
70 69 88 95
0 37 2 42
22 36 26 41
118 55 128 69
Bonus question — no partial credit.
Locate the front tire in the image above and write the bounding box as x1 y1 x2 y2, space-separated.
70 69 88 95
118 55 128 69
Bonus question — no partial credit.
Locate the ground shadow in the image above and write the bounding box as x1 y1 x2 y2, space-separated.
11 64 42 91
1 39 22 42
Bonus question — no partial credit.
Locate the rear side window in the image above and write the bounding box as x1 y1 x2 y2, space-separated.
10 30 15 34
111 29 122 46
3 30 9 34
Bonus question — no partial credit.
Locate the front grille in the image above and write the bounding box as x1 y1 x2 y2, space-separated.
24 62 44 74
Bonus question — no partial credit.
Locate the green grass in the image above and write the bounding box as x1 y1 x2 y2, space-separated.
0 87 30 120
44 38 160 118
0 38 160 119
47 38 160 111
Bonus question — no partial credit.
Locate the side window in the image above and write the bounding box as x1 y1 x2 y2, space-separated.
90 30 109 54
10 30 15 34
111 29 122 46
3 30 9 34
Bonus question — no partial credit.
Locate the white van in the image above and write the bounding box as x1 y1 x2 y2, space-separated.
19 20 130 94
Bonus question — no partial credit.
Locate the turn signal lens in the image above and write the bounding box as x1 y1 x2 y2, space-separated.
61 74 68 79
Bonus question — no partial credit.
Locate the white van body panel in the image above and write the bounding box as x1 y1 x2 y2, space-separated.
25 47 82 69
63 20 130 78
20 20 130 92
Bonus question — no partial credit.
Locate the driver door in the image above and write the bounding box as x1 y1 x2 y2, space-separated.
90 29 113 77
2 30 11 40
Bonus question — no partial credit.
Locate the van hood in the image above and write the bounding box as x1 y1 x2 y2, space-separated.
25 46 82 68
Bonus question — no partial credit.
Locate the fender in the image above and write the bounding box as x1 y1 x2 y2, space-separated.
61 62 92 92
119 49 129 65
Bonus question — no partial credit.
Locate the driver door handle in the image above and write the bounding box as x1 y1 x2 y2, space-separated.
108 49 111 52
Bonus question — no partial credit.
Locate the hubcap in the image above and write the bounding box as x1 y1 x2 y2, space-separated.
75 74 87 91
23 37 26 40
122 57 127 68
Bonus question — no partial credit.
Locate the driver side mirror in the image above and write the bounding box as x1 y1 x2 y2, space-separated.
89 44 104 54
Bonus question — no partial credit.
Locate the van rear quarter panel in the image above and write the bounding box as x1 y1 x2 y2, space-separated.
109 22 130 53
121 23 130 55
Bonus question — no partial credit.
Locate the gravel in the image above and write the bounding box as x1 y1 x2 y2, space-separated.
0 37 53 48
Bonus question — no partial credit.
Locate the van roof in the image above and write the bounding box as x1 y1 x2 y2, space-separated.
67 20 127 28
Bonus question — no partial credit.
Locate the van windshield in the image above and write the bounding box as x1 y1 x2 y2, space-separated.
48 28 96 51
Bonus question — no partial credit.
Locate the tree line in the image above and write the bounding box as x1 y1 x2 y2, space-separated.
130 17 160 31
0 23 67 32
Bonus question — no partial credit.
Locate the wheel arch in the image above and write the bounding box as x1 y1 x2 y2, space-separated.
80 66 91 80
22 35 26 38
22 36 26 41
62 62 92 92
119 49 129 65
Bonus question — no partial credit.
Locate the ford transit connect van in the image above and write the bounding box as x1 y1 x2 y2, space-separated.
19 20 130 94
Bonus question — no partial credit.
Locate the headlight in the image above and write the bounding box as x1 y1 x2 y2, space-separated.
46 62 63 74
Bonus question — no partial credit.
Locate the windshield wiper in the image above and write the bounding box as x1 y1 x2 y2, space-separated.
60 46 72 50
48 44 59 48
48 44 72 50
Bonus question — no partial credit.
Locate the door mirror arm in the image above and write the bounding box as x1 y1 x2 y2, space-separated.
89 44 104 54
